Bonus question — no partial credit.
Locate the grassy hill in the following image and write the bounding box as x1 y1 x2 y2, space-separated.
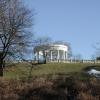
0 63 100 100
4 63 100 79
1 63 100 100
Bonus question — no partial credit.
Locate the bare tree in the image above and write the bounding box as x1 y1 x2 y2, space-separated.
0 0 33 76
72 54 82 61
34 37 52 64
92 42 100 60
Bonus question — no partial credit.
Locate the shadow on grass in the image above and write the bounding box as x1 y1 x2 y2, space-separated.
83 65 100 71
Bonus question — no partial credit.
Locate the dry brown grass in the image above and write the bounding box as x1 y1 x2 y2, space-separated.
0 75 100 100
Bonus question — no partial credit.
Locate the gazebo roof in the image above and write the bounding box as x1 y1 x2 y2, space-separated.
52 41 69 46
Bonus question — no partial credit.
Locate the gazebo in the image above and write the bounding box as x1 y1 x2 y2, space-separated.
34 41 70 63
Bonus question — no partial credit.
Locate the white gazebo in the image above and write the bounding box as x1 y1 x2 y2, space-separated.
34 41 70 62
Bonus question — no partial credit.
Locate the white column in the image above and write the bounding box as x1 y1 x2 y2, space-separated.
37 51 39 63
65 51 66 60
66 51 67 59
57 50 59 62
34 51 36 61
63 51 65 61
65 51 67 60
50 50 52 62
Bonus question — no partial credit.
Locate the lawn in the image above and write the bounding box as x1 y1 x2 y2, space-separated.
4 62 100 79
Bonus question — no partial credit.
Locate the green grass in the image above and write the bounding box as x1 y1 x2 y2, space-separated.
4 63 100 79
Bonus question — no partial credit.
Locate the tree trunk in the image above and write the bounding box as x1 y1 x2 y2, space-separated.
0 59 4 77
43 51 46 64
37 51 39 64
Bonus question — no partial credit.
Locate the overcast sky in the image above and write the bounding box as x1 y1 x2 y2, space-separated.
25 0 100 59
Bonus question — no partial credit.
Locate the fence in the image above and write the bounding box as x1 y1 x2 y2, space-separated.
13 59 100 64
48 59 100 64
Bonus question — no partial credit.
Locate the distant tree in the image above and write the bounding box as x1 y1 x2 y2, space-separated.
96 56 100 60
36 37 52 45
92 42 100 60
72 54 82 61
34 37 52 64
91 54 96 60
0 0 33 76
67 43 72 59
